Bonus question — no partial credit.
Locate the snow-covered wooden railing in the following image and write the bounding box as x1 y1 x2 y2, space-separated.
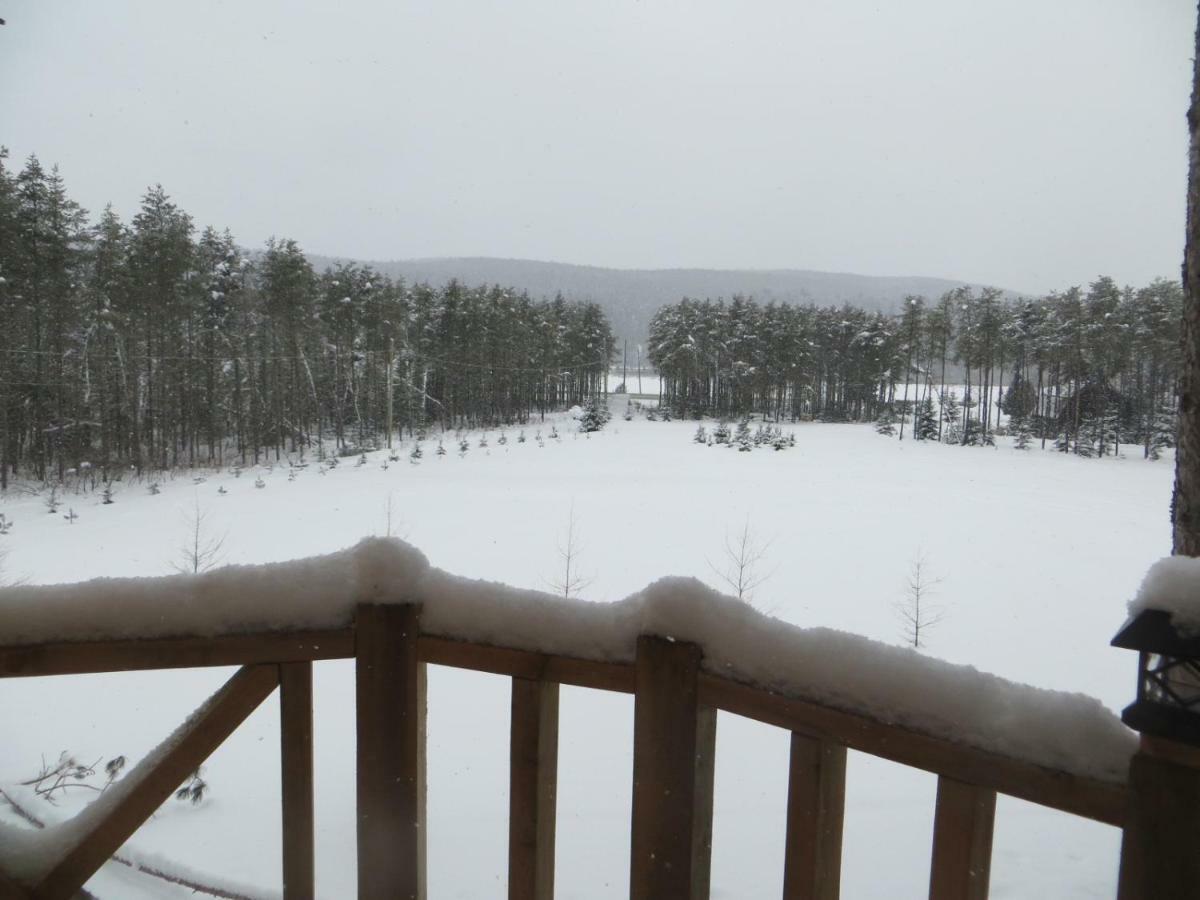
0 538 1136 899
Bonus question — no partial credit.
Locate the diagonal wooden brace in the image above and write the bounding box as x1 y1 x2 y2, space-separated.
31 664 279 900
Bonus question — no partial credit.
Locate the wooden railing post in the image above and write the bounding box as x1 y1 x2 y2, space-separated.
782 733 846 900
928 776 995 900
1117 738 1200 900
508 678 559 900
629 635 713 900
280 661 314 900
356 603 426 900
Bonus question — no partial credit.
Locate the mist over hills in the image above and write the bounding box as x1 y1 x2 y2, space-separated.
305 255 1012 344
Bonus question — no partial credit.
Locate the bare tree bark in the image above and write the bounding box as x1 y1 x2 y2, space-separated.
1174 6 1200 556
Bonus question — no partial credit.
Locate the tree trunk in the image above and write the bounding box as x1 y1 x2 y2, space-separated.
1175 8 1200 556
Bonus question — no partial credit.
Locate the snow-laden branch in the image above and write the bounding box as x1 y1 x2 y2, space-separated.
0 788 267 900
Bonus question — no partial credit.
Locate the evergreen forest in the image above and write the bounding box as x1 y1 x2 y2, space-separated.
0 149 1183 488
648 280 1182 459
0 153 616 484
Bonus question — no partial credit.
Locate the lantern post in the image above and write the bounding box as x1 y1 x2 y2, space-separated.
1112 609 1200 899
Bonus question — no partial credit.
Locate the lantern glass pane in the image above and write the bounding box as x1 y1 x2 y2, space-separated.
1144 653 1200 708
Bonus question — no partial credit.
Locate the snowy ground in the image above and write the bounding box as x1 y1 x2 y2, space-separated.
610 372 662 399
0 413 1172 898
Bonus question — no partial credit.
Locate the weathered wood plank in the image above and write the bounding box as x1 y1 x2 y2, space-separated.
356 604 426 900
0 630 636 691
0 630 354 678
928 776 995 900
699 674 1126 826
279 662 314 900
33 665 279 900
420 635 635 693
508 679 559 900
629 636 708 900
782 734 846 900
692 706 717 900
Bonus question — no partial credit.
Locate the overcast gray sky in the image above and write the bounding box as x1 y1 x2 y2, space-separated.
1 1 1193 293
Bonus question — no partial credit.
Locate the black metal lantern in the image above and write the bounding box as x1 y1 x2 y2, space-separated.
1112 608 1200 746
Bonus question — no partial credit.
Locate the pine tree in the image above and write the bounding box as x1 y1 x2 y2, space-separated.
11 157 88 480
940 391 962 444
962 417 983 446
128 185 194 471
1097 410 1121 457
1001 372 1037 419
1149 403 1176 460
874 408 897 436
579 397 610 433
735 419 753 451
915 398 938 440
1073 417 1098 457
1011 414 1034 450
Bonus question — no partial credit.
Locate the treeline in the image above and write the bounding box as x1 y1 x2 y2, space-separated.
648 279 1182 458
0 152 615 484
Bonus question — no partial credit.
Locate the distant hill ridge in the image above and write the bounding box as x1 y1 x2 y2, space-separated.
304 254 1012 343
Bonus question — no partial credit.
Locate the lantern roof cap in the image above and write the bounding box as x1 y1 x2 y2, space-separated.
1112 608 1200 655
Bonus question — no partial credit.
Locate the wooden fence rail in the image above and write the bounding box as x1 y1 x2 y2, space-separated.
0 604 1133 900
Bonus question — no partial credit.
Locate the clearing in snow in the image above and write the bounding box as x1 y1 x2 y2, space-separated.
0 414 1172 898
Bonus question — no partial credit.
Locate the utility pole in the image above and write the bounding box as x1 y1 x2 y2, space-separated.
637 344 643 394
623 339 628 391
386 337 395 449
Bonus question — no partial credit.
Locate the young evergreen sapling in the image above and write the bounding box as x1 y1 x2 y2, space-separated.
874 409 897 437
735 420 753 451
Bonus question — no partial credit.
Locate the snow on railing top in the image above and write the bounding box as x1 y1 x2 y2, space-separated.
1129 554 1200 634
0 537 1136 783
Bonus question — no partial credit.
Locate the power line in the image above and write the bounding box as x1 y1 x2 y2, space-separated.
0 346 611 374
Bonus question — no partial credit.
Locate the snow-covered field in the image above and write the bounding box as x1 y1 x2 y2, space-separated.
0 414 1172 898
